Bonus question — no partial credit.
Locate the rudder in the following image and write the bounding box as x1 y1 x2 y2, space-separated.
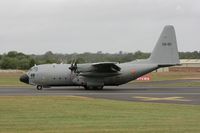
149 25 180 66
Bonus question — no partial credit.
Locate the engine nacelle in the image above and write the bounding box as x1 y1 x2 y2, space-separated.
72 76 86 86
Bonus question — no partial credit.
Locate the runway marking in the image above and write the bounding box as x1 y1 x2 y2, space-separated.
133 96 191 101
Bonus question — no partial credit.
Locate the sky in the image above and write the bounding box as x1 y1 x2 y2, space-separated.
0 0 199 54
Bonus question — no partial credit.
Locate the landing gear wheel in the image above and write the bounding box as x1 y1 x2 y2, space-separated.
95 86 103 90
84 85 90 90
84 86 103 90
36 85 43 90
97 86 104 90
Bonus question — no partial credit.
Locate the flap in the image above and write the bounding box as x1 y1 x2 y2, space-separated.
92 62 121 72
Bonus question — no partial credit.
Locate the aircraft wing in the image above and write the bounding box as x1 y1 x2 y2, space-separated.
77 62 121 77
91 62 121 72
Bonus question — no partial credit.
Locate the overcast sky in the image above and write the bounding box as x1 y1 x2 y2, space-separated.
0 0 199 54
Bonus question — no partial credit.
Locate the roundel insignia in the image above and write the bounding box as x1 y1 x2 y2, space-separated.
131 69 136 75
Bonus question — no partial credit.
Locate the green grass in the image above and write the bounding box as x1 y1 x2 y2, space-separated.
0 76 24 86
151 72 182 81
0 96 200 133
0 72 29 87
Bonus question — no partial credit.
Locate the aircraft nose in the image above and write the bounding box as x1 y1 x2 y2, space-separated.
19 74 29 84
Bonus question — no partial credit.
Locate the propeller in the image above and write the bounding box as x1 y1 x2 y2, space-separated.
69 59 79 82
69 59 78 72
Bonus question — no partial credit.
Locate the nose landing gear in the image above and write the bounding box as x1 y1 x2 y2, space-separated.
36 85 43 90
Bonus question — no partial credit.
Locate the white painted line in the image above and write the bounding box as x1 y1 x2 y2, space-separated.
133 96 191 101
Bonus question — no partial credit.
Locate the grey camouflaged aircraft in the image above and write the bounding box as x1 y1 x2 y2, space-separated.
20 25 180 90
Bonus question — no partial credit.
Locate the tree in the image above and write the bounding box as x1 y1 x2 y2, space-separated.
18 58 30 69
0 57 18 69
29 58 36 68
7 51 18 58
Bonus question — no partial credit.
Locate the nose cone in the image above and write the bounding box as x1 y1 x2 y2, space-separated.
20 74 29 84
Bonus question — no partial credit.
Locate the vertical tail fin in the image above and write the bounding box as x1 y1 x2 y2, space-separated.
149 25 180 66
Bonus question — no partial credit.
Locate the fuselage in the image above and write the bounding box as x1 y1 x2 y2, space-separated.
20 61 158 88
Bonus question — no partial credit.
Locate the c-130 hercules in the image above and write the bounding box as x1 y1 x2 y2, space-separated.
20 25 180 90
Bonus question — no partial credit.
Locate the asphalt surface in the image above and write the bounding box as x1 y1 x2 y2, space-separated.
0 84 200 105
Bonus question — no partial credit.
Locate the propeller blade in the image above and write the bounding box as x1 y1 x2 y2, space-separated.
69 58 78 72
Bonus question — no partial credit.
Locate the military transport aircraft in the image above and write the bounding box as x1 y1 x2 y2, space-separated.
20 25 180 90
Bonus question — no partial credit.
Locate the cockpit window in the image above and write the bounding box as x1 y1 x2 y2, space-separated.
28 67 38 72
30 73 35 78
27 67 38 75
33 67 38 72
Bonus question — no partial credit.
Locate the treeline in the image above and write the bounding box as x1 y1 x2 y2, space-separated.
0 51 200 70
0 51 35 70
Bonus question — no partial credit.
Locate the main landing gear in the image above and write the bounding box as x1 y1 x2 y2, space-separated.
36 85 43 90
84 86 104 90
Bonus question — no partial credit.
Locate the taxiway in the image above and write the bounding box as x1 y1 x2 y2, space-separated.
0 84 200 105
